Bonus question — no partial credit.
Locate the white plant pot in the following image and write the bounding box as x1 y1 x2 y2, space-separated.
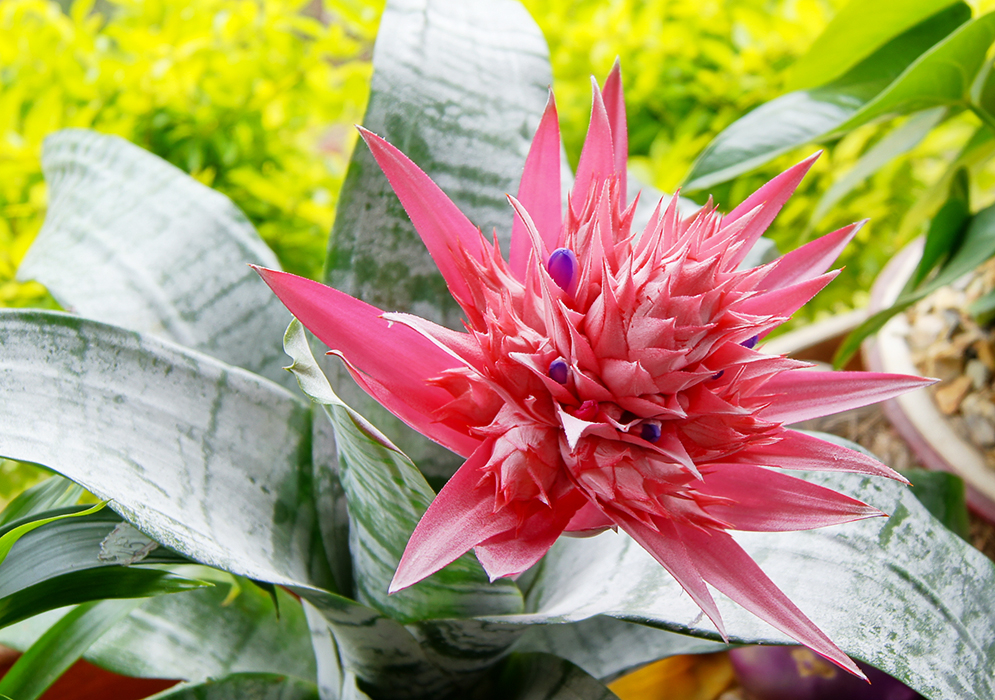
863 237 995 522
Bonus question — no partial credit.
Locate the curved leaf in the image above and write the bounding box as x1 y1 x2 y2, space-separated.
18 130 293 389
0 310 498 700
147 673 321 700
0 567 206 630
0 579 317 686
323 0 552 484
0 309 332 592
0 599 143 700
0 501 106 566
684 4 971 191
0 475 84 528
843 11 995 129
513 457 995 700
0 508 184 599
788 0 966 90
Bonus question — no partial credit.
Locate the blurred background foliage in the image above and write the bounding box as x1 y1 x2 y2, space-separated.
7 0 991 328
0 0 378 303
2 0 994 497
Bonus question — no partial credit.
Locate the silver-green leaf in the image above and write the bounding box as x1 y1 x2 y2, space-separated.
18 130 294 389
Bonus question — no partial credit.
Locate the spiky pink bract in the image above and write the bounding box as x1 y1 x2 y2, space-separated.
256 61 933 678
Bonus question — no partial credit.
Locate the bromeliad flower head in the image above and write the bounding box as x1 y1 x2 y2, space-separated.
255 62 932 677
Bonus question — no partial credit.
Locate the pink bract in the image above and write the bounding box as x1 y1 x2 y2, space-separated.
255 62 933 678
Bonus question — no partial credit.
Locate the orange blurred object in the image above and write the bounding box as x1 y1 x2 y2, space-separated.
608 652 736 700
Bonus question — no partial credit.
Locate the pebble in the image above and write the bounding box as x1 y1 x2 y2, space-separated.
903 257 995 472
935 375 973 415
962 393 995 447
966 358 992 390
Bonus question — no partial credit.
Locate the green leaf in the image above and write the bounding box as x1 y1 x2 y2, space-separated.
0 507 184 599
512 616 727 683
0 567 207 630
146 673 321 700
905 469 971 540
18 130 294 390
473 653 619 700
0 577 318 685
518 459 995 700
787 0 966 90
809 107 946 226
841 11 995 129
283 320 523 622
0 475 83 528
0 599 143 700
0 309 334 594
0 500 106 566
323 0 552 484
908 167 972 290
684 4 972 191
833 177 978 367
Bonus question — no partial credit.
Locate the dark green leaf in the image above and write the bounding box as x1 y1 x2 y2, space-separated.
0 501 105 566
323 0 552 484
684 4 972 191
0 577 318 685
905 469 971 540
0 507 185 603
519 456 995 700
0 475 83 528
472 653 619 700
787 0 966 90
146 673 320 700
930 199 995 289
846 11 995 129
0 567 206 630
0 309 334 594
0 599 142 700
18 130 294 389
284 320 523 622
908 167 971 290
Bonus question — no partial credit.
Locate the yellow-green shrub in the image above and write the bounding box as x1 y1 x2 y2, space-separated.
0 0 380 307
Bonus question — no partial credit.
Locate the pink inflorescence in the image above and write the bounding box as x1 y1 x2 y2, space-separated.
255 61 933 678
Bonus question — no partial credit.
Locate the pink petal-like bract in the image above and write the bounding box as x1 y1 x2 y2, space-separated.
257 65 934 678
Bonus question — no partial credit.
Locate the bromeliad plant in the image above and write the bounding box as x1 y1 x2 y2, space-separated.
257 64 931 676
0 1 994 699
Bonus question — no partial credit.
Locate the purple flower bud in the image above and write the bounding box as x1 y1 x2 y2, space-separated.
548 358 569 384
742 335 759 349
547 248 578 292
640 421 662 443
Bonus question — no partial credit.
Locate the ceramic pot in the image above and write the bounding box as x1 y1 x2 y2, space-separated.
862 237 995 521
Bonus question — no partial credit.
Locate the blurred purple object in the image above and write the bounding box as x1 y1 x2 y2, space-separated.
730 646 923 700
